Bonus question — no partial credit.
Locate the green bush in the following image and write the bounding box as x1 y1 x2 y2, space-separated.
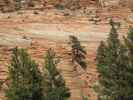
54 4 65 10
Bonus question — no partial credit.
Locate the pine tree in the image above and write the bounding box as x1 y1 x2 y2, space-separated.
120 26 133 100
127 26 133 41
124 26 133 55
96 19 121 100
96 41 108 75
69 35 87 69
112 44 133 100
106 19 120 65
97 41 133 100
42 48 70 100
6 47 43 100
96 19 133 100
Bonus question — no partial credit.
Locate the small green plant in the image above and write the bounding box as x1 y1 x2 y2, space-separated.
54 4 65 10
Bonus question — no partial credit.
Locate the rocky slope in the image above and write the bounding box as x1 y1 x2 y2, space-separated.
0 1 132 100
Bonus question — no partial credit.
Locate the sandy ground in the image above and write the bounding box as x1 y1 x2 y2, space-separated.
0 7 132 100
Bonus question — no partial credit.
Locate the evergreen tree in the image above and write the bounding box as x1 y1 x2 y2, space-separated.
124 26 133 55
6 47 43 100
96 19 133 100
96 41 108 75
69 35 87 69
96 19 121 100
120 26 133 100
127 26 133 41
42 48 70 100
112 44 133 100
106 19 120 64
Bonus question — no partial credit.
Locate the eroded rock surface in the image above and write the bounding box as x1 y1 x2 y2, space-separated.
0 1 132 100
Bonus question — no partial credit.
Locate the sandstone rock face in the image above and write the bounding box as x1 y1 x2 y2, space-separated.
79 0 133 8
101 0 120 6
0 0 132 100
80 0 97 7
0 0 43 12
0 0 132 11
127 0 133 10
0 33 32 47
